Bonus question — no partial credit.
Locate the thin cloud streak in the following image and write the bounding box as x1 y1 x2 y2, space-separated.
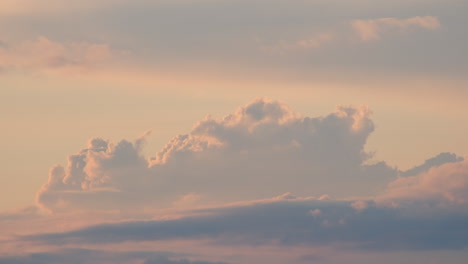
351 16 440 41
0 37 120 74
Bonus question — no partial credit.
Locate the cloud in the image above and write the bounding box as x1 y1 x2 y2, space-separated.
36 137 151 211
31 97 468 254
24 193 468 251
0 248 224 264
351 16 441 41
144 257 228 264
2 0 462 85
262 16 440 54
378 159 468 206
0 206 39 222
30 142 468 252
0 37 114 73
36 98 396 212
401 152 464 177
261 32 335 54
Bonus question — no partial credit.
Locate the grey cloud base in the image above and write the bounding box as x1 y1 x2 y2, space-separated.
25 197 468 251
0 248 227 264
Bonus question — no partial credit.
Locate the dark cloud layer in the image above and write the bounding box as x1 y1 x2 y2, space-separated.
0 248 226 264
144 257 227 264
25 195 468 251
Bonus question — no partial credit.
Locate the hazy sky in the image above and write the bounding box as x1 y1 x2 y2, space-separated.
1 1 467 263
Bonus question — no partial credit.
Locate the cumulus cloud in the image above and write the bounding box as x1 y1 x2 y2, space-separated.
0 37 114 73
351 16 441 41
37 98 396 212
36 137 151 211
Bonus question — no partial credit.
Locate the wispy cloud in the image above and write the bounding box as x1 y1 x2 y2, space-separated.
262 16 441 54
351 16 441 42
261 32 335 54
0 37 116 73
0 0 136 15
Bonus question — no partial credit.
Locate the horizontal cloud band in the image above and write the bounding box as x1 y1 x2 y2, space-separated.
25 194 468 251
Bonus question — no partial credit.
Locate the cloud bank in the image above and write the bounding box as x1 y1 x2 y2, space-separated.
27 187 468 251
0 248 226 264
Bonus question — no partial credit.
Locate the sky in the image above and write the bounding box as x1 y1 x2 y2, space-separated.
1 0 468 263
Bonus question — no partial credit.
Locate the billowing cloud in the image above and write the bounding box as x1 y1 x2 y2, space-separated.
36 98 396 212
36 137 151 211
0 37 114 73
351 16 441 41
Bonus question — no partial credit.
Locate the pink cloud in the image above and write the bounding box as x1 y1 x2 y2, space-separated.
0 37 114 73
36 98 396 212
261 32 335 54
377 159 468 206
351 16 441 41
